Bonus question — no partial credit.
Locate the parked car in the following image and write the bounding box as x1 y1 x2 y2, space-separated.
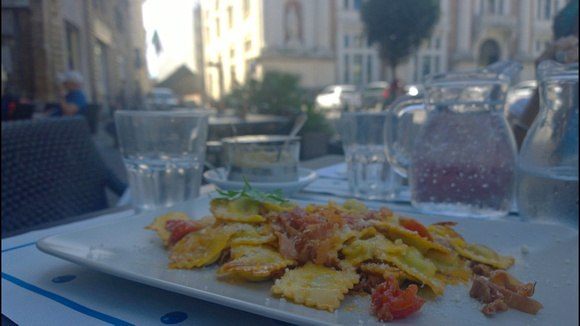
145 87 179 110
315 85 361 111
361 81 390 109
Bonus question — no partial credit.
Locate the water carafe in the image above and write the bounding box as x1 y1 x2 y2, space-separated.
516 61 578 228
385 62 521 218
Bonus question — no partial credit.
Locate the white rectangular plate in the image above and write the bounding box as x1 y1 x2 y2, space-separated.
37 196 579 326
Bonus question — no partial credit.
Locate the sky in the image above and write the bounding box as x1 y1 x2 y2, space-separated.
142 0 198 81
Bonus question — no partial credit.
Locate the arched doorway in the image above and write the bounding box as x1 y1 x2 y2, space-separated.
478 39 501 66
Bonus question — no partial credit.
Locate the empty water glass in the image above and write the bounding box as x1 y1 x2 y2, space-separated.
115 110 209 211
338 112 401 200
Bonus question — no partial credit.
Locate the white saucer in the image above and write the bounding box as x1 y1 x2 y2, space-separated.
204 168 318 196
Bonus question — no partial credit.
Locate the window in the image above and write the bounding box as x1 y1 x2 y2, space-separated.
216 18 220 37
230 65 236 86
227 6 233 28
544 0 552 19
434 56 440 74
134 49 142 69
353 54 363 85
434 37 441 49
536 0 553 20
343 35 350 48
353 0 362 10
114 6 125 31
366 55 373 83
343 0 349 10
486 0 505 15
65 22 81 70
245 39 252 52
243 0 250 17
422 55 431 78
230 48 235 59
343 54 350 83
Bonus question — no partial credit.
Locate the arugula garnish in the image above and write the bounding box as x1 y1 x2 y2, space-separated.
216 179 288 204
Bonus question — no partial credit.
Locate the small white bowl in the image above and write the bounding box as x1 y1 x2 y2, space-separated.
204 168 318 196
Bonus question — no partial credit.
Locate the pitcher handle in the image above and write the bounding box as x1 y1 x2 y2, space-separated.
384 96 426 178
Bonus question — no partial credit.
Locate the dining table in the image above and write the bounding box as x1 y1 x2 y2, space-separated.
1 155 340 325
2 155 578 325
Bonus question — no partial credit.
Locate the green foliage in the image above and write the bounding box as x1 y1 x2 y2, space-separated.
224 71 303 116
300 104 333 135
216 179 288 204
361 0 440 80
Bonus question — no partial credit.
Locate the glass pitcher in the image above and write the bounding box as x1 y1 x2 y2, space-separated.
385 62 521 218
516 61 578 228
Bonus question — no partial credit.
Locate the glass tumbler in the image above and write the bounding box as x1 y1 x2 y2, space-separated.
338 112 401 200
115 110 209 211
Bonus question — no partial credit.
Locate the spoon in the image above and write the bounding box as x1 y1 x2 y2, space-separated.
277 114 307 161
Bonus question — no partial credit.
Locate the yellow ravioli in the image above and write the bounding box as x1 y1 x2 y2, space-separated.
145 212 190 246
218 245 295 281
210 198 266 223
271 263 359 311
225 223 277 246
360 262 407 283
169 226 231 269
341 231 406 267
449 238 514 269
374 222 450 254
380 245 446 295
426 250 472 283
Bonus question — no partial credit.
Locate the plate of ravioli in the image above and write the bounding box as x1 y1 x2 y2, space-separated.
37 186 579 325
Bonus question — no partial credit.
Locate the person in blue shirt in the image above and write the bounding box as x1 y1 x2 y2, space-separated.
56 71 87 116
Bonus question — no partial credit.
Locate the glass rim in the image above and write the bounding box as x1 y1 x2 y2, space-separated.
115 109 211 118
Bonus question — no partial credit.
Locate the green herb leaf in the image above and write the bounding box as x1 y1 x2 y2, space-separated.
215 179 288 204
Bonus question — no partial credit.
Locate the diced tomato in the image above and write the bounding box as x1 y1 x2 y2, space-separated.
371 276 425 322
399 218 432 240
166 220 204 246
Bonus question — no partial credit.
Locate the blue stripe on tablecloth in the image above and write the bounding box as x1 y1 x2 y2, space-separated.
1 272 134 326
1 242 36 253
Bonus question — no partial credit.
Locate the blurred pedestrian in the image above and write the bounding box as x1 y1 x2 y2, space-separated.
51 71 88 117
513 0 578 148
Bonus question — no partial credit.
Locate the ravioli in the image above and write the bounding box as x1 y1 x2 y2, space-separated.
380 244 446 295
271 263 359 311
218 245 295 281
449 238 515 270
360 262 406 283
426 250 472 283
223 223 276 246
341 231 406 267
210 197 266 223
374 222 450 254
169 226 232 268
145 211 190 246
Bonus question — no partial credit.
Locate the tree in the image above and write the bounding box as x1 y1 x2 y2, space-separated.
361 0 440 81
224 71 303 116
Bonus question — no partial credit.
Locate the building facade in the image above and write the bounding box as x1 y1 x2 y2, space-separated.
1 0 149 112
200 0 336 100
337 0 568 85
199 0 569 100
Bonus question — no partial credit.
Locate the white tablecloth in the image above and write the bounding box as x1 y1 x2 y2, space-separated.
2 208 286 325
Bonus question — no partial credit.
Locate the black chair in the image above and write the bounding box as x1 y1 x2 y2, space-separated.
1 117 127 235
12 103 35 120
83 103 101 134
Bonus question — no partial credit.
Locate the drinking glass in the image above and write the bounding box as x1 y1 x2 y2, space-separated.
115 110 209 211
517 61 578 228
338 112 401 200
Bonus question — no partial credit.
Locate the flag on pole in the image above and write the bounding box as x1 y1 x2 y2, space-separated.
152 30 163 55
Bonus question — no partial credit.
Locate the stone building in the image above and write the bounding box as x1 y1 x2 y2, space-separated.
337 0 568 84
198 0 569 100
1 0 149 113
200 0 336 100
